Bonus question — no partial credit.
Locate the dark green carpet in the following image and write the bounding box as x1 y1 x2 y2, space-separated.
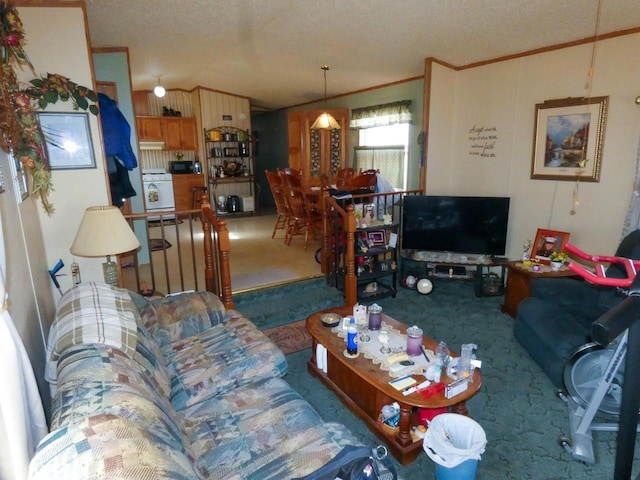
235 277 640 479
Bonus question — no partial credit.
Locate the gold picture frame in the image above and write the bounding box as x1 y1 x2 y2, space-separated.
531 96 608 182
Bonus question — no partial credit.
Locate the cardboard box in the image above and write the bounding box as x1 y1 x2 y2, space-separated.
242 196 255 212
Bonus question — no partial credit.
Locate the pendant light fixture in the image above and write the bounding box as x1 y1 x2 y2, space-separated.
571 0 602 215
311 65 340 130
153 75 166 98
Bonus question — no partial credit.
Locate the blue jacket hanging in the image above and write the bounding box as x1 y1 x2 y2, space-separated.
98 93 138 170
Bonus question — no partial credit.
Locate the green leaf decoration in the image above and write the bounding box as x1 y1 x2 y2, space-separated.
43 90 58 103
89 104 99 115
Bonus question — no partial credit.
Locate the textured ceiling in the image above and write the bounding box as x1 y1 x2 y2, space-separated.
85 0 640 111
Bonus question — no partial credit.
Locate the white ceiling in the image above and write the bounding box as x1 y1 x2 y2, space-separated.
85 0 640 111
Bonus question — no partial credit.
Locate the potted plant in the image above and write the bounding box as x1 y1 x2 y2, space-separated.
549 251 568 271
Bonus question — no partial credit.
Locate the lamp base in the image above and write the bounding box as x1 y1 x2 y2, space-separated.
102 259 119 286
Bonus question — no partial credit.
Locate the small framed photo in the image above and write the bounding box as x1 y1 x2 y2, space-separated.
531 96 608 182
530 228 570 264
353 203 364 219
37 112 96 170
364 203 376 223
388 232 398 249
367 230 386 247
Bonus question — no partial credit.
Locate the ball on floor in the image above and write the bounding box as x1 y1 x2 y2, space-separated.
417 278 433 295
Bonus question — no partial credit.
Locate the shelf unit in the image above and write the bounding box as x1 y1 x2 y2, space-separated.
399 251 508 297
205 126 258 216
331 220 399 303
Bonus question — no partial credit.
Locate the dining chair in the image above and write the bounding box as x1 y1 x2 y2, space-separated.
335 167 356 189
349 172 378 192
278 167 303 178
283 184 322 249
281 170 303 189
265 170 290 239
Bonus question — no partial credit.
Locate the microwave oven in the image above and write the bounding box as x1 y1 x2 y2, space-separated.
169 160 194 174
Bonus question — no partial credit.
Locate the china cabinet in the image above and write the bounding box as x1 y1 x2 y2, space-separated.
287 109 349 182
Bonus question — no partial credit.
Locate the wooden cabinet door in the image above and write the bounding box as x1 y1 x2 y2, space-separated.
287 109 349 181
136 116 164 141
164 118 197 150
179 118 198 150
163 118 182 150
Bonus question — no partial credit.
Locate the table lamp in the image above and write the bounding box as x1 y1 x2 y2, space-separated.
70 206 141 286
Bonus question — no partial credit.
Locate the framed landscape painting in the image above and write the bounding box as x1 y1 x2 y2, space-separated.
531 96 608 182
37 112 96 170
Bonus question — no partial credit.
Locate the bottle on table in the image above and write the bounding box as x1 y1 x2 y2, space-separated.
347 318 358 355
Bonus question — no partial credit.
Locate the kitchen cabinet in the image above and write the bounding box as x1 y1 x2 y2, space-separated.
172 173 206 211
287 109 349 183
164 117 198 150
136 116 164 142
135 116 198 150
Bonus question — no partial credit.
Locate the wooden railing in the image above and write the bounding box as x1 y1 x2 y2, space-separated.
320 189 422 308
121 195 234 309
201 198 234 309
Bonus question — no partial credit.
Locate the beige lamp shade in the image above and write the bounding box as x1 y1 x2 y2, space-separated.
70 206 140 257
311 112 341 130
310 65 341 130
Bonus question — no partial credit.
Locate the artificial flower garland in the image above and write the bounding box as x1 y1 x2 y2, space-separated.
0 1 98 214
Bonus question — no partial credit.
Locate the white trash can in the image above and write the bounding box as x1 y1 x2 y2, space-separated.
423 413 487 480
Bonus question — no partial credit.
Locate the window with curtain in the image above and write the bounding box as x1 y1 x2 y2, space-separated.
354 145 405 189
350 101 412 129
350 101 411 190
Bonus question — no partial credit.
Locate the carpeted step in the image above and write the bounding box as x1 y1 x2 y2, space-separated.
233 277 344 330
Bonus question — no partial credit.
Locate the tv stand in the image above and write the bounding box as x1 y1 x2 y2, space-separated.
400 250 508 297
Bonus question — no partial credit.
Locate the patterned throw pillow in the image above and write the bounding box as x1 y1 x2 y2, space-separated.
46 283 139 385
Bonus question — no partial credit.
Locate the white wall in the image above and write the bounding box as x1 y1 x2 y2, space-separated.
427 33 640 259
0 4 106 428
20 6 110 296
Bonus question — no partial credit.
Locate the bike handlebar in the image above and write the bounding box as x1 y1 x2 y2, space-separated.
564 243 640 288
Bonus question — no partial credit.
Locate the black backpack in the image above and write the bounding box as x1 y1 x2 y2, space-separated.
292 445 398 480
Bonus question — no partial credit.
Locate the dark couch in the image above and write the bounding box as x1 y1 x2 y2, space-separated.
514 230 640 388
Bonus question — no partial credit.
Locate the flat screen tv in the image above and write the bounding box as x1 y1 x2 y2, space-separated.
401 195 510 256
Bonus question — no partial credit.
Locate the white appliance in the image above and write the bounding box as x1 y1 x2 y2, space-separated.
142 168 175 216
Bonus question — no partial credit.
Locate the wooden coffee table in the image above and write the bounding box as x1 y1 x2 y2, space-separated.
306 306 482 465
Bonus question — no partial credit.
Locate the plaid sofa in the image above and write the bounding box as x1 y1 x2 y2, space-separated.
29 283 359 479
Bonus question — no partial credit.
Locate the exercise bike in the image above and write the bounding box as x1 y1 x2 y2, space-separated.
555 243 640 467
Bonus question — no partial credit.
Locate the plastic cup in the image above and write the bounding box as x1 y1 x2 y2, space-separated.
368 304 382 330
406 325 423 356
